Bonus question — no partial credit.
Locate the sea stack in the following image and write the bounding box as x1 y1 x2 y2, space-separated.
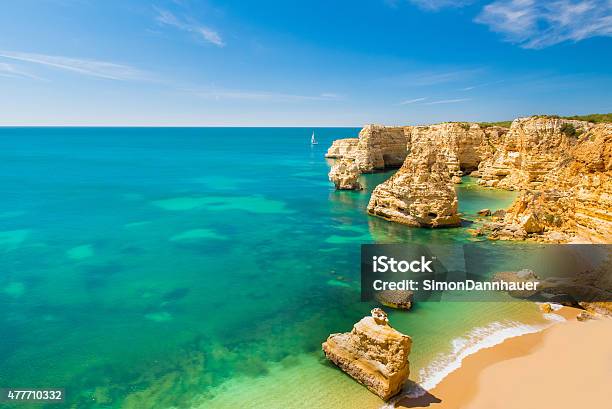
367 145 461 227
322 308 411 400
328 159 362 190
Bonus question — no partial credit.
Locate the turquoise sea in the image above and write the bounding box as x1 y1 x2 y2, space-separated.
0 128 555 409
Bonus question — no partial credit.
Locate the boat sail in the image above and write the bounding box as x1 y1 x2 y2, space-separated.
311 131 318 145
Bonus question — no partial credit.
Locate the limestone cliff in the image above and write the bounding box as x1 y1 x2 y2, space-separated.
326 115 611 241
367 144 461 227
477 117 593 189
343 125 410 172
325 138 359 159
496 123 612 243
322 308 411 400
407 122 507 176
326 126 409 190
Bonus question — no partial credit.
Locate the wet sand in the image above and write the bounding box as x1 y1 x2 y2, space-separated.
395 308 612 409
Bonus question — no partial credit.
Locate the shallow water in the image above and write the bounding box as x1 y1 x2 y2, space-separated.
0 128 544 408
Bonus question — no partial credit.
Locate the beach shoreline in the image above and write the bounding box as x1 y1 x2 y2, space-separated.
393 307 612 409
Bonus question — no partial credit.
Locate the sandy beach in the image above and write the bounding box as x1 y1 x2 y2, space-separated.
395 309 612 409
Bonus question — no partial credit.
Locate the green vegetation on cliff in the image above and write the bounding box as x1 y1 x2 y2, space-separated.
478 113 612 129
478 120 513 128
561 113 612 123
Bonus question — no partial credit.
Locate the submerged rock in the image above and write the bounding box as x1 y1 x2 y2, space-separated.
492 209 506 218
374 290 414 310
492 270 540 298
478 208 491 216
322 308 411 400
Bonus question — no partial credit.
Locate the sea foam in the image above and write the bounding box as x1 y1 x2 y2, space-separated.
383 313 566 407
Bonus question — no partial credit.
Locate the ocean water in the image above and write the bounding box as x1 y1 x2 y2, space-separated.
0 128 552 409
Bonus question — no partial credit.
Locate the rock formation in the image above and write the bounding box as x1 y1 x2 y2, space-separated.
494 122 611 242
579 302 612 319
352 125 411 172
407 122 507 177
326 115 611 241
374 290 414 310
367 145 461 227
328 159 361 190
325 138 359 159
476 117 593 189
327 122 505 190
326 126 410 190
322 308 411 400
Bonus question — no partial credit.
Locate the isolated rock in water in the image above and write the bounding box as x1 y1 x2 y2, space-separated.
325 138 359 159
539 303 554 313
478 208 491 216
492 270 540 298
492 209 506 218
329 159 361 190
322 308 411 400
374 290 414 310
516 269 538 280
367 145 461 227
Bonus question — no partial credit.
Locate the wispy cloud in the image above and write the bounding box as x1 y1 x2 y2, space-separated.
189 89 341 102
398 97 428 104
424 98 471 104
0 51 150 81
407 0 475 11
459 79 505 91
475 0 612 49
155 8 225 47
0 62 44 80
378 68 484 87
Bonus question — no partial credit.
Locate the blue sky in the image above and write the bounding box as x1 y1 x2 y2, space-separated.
0 0 611 126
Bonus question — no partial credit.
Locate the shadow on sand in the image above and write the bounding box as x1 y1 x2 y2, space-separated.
392 381 442 408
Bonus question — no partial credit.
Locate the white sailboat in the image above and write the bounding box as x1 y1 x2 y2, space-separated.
311 131 318 145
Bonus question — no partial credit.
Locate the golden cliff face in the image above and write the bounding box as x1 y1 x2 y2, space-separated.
322 308 411 400
499 123 612 243
365 122 504 227
328 122 508 193
408 122 507 176
367 144 461 227
352 125 411 172
327 125 411 191
477 117 593 189
324 137 359 159
326 116 611 241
